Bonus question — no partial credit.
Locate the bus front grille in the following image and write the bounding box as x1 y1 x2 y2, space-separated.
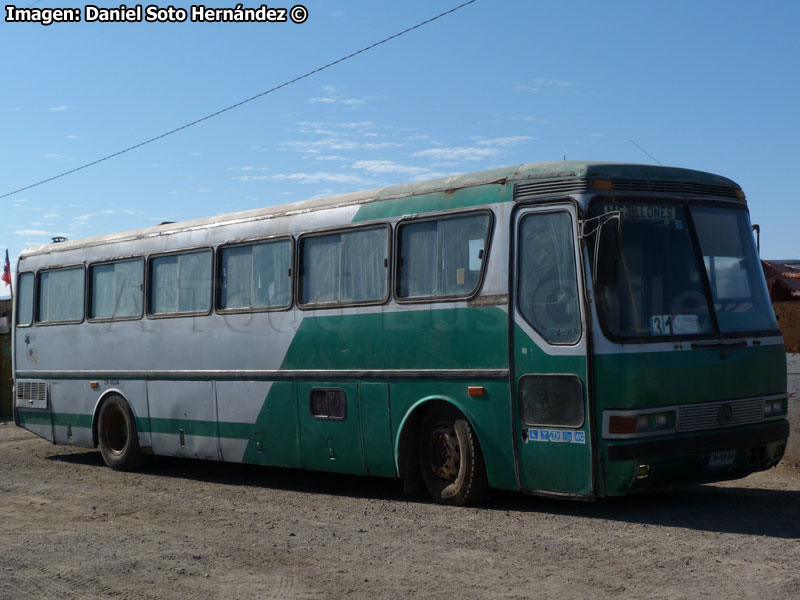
677 397 766 432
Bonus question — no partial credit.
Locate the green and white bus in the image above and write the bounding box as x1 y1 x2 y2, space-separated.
13 161 789 505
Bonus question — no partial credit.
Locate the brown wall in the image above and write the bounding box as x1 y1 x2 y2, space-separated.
775 302 800 353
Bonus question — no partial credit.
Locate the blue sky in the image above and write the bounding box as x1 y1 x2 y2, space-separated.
3 0 799 298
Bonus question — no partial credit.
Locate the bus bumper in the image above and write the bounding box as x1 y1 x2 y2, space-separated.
600 420 789 496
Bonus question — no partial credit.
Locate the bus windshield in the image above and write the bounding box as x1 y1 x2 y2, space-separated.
589 200 778 340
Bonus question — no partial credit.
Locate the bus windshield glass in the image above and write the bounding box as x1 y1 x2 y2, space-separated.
589 200 778 340
689 205 777 334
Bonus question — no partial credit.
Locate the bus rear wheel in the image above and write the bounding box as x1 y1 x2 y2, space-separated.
97 396 145 471
418 404 488 506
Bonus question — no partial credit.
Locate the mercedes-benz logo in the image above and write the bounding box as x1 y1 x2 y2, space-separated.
717 404 733 426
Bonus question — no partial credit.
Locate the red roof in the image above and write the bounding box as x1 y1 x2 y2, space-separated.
762 260 800 301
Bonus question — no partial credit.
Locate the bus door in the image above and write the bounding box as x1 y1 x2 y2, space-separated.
297 381 367 475
512 203 593 496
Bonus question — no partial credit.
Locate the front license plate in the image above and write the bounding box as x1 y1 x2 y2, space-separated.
708 449 736 468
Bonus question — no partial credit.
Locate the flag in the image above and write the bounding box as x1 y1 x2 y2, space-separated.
1 249 10 287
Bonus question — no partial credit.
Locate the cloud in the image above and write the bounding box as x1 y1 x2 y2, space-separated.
98 209 144 215
43 153 67 160
280 139 402 154
233 175 270 182
511 114 551 125
515 78 572 94
227 166 269 172
72 209 146 226
309 97 367 107
477 136 534 147
65 134 78 139
534 78 571 87
351 160 433 177
269 172 367 185
411 147 501 162
308 86 369 107
48 106 68 112
14 229 50 236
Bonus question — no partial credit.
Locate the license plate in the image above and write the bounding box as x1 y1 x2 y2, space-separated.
708 449 736 468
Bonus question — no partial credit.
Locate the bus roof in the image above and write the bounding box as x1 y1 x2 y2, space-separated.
20 161 740 258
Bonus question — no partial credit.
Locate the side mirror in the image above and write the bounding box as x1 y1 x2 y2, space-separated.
593 214 621 287
752 223 760 255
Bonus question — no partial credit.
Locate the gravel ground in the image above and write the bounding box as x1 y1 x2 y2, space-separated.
2 417 800 600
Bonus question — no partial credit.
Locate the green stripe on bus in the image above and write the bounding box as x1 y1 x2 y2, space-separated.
52 412 93 429
281 308 509 371
16 408 52 427
352 184 512 222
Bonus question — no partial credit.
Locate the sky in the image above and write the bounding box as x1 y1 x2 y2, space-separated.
2 0 799 299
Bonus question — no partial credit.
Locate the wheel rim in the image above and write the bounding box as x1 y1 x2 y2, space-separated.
102 405 129 456
429 423 460 481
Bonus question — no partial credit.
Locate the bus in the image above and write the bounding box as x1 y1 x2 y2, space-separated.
12 161 789 505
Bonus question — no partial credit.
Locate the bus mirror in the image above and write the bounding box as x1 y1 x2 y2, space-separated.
752 223 760 255
593 215 621 287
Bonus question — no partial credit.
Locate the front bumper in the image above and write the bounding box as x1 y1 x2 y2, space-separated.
601 420 789 496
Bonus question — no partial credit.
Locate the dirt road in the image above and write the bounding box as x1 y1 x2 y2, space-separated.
2 422 800 600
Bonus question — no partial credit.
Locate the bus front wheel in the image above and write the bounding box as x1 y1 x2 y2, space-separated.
418 404 488 506
97 396 145 471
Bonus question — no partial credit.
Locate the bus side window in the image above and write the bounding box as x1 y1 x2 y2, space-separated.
299 226 388 306
149 250 212 315
219 238 292 310
89 259 143 320
397 212 490 300
16 272 34 326
38 266 85 323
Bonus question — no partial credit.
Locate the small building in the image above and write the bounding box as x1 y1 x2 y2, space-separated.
762 260 800 353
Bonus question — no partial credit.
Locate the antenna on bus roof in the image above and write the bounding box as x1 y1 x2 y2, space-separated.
51 236 68 243
630 140 662 165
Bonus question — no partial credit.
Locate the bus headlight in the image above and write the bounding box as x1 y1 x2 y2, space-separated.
764 398 787 418
605 409 677 438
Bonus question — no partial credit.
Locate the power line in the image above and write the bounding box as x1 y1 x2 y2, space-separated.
1 0 478 200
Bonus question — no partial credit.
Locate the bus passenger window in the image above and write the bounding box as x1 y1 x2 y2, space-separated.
150 250 212 315
397 212 490 299
38 266 84 323
16 272 34 326
219 239 291 310
89 259 143 319
300 226 388 306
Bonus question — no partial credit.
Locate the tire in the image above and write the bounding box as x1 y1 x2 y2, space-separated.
97 396 145 471
418 404 488 506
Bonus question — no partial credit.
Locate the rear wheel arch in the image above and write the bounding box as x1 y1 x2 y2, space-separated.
396 398 489 505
